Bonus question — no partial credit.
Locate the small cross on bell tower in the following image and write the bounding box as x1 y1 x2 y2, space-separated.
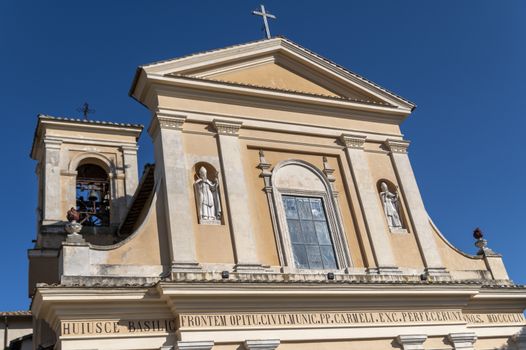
77 102 95 120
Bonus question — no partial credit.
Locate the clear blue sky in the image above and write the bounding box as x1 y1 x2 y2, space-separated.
0 1 524 310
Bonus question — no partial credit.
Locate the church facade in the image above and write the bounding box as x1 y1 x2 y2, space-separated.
29 37 526 350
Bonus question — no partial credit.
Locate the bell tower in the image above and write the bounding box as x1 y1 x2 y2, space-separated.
28 115 143 292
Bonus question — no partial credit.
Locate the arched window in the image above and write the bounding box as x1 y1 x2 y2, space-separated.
76 163 110 226
264 159 351 272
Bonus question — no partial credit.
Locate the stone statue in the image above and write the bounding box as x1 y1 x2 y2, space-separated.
380 182 403 229
194 166 221 224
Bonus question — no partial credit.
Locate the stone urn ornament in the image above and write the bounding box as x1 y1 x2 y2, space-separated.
65 207 85 242
473 227 496 255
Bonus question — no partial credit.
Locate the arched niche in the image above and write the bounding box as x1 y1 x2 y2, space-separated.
193 162 222 225
269 159 351 272
377 179 408 233
193 162 219 182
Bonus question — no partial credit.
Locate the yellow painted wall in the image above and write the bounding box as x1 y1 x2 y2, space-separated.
183 127 236 264
365 146 425 269
432 222 487 271
242 144 366 268
105 195 167 265
207 61 341 97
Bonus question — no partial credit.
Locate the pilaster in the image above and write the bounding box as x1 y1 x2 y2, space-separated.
149 113 199 272
244 339 280 350
59 241 90 279
213 119 262 271
396 334 427 350
447 332 477 350
121 144 140 206
42 138 63 224
386 139 448 277
174 341 214 350
340 134 399 274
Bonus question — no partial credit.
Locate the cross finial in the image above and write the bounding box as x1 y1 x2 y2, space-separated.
252 4 276 39
77 102 95 120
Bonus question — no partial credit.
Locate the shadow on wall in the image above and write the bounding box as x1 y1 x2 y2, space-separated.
500 326 526 350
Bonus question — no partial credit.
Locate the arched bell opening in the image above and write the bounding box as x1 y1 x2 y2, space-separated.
75 163 110 227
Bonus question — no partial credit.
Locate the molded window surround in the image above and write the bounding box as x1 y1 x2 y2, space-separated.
265 159 352 273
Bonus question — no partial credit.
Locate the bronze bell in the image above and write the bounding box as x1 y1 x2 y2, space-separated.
88 189 98 202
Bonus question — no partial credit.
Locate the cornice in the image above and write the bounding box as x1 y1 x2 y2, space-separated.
159 284 479 296
31 116 143 159
144 74 412 118
38 117 143 135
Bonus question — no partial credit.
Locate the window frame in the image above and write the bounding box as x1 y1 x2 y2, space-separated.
280 192 339 271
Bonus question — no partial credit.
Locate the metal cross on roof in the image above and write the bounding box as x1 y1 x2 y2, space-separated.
77 102 95 120
252 4 276 39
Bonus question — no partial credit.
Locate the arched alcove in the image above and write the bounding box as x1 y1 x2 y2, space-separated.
193 162 222 225
377 179 407 233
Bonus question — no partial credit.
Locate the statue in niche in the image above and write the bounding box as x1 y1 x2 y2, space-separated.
194 166 221 224
379 182 403 230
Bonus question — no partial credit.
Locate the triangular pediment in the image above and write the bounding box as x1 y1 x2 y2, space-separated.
184 54 387 102
134 38 415 111
195 60 343 99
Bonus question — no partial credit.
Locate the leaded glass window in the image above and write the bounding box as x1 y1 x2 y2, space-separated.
282 195 337 270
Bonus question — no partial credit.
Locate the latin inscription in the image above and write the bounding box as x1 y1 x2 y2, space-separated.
179 311 526 329
179 310 465 329
463 313 526 325
60 312 526 336
61 319 176 337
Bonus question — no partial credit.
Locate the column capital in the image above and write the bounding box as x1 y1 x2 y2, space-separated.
148 113 186 136
244 339 280 350
175 341 214 350
396 334 427 350
386 139 410 154
121 144 139 154
340 134 366 149
213 119 242 136
43 138 63 149
448 332 477 350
